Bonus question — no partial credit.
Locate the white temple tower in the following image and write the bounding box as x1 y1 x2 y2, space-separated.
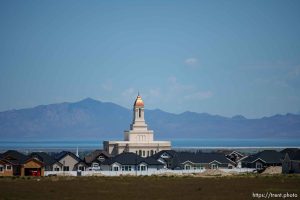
124 94 154 143
103 94 171 157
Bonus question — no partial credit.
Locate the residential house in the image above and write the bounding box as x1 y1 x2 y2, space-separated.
0 150 44 176
226 151 245 166
54 151 82 171
241 150 283 169
281 148 300 174
0 153 14 176
101 152 164 171
173 152 235 170
84 150 112 171
151 150 177 169
30 152 63 171
152 151 235 170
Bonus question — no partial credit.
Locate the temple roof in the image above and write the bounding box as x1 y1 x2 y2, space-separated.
134 95 144 107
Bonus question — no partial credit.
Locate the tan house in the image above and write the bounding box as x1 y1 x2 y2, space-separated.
54 151 82 171
21 158 44 176
0 150 44 176
0 157 14 176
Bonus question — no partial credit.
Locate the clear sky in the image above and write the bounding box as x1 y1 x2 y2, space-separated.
0 0 300 118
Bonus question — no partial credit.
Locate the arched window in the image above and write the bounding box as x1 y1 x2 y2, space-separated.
139 108 141 118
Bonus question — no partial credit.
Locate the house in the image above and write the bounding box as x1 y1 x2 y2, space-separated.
0 153 14 176
281 148 300 174
226 151 245 165
151 150 177 169
0 150 44 176
152 151 235 170
173 152 235 170
30 152 63 171
241 150 283 169
101 152 164 171
54 151 82 171
84 150 112 170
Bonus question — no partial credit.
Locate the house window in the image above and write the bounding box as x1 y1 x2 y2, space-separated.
195 165 203 170
6 165 12 170
185 165 191 170
211 164 218 170
151 150 154 156
54 167 60 171
139 150 142 156
63 166 69 171
0 165 3 172
98 156 105 162
142 151 145 157
113 166 119 171
256 162 263 169
92 163 99 168
121 165 132 171
140 165 147 171
78 166 84 171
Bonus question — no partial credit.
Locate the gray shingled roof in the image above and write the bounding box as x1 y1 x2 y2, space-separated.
30 152 60 166
173 152 233 165
151 150 177 160
54 151 81 162
84 150 111 164
281 148 300 160
1 150 29 165
242 150 284 163
103 152 164 166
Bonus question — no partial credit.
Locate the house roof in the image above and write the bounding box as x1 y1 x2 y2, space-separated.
1 150 29 165
30 152 60 166
103 152 164 166
242 150 284 164
54 151 81 162
84 150 111 164
281 148 300 160
173 152 233 165
151 150 177 160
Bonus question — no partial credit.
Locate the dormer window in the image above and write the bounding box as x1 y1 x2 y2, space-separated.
161 153 170 158
97 156 105 162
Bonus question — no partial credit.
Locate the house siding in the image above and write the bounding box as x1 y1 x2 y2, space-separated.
58 155 78 171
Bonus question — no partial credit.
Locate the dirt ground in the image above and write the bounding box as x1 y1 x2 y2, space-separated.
0 175 299 200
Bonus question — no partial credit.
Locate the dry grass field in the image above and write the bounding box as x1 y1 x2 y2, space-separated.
0 175 299 200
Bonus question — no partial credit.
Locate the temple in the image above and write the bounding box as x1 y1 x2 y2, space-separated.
103 94 171 157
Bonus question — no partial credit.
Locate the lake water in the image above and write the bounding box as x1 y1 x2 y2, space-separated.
0 138 299 150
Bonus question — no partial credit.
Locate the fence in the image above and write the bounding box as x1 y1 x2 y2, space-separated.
44 168 255 177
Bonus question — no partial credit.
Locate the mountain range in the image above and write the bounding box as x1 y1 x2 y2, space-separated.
0 98 299 140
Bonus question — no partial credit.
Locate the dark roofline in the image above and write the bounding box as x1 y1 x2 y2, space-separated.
55 151 81 162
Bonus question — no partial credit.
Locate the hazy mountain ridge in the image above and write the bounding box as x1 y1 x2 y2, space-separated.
0 98 299 140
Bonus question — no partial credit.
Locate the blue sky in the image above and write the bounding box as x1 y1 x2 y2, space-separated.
0 0 300 118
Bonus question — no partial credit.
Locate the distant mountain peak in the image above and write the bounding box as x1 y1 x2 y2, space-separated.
79 97 99 103
232 115 247 120
0 98 299 140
